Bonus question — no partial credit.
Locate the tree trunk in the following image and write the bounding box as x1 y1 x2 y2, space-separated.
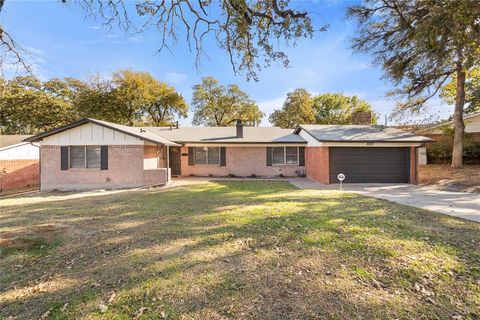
451 67 466 168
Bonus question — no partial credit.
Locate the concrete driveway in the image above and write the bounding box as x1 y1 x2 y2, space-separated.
290 179 480 223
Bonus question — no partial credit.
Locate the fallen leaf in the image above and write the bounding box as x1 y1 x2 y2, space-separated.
39 308 52 319
98 304 108 313
134 306 148 320
60 303 69 312
108 292 116 304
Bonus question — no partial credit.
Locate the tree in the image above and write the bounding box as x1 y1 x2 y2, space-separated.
313 93 376 125
0 76 80 134
145 83 188 126
1 1 326 80
192 76 263 126
441 67 480 114
101 70 187 126
0 70 187 133
269 89 315 128
348 0 480 168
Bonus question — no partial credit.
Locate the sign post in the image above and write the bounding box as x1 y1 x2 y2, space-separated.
337 173 345 191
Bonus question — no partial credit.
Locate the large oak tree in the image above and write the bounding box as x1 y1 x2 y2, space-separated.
0 1 326 80
0 70 188 133
269 90 376 128
268 89 315 128
191 76 263 126
348 0 480 168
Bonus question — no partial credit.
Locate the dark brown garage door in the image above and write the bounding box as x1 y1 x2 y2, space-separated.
329 147 410 183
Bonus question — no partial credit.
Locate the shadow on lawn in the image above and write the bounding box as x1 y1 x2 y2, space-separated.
1 181 479 319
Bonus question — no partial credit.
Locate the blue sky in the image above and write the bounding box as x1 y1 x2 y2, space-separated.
2 0 451 125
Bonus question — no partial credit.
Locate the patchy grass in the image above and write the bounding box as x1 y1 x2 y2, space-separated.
0 181 479 319
419 164 480 193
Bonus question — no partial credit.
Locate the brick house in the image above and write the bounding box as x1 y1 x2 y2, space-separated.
24 118 432 191
0 135 39 193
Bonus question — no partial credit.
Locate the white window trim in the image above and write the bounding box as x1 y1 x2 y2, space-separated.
272 146 299 166
69 145 101 169
194 147 221 165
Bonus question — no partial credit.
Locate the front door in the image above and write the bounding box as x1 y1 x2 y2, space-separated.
169 147 181 176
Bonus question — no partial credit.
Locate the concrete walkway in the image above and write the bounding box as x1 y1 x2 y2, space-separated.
289 179 480 223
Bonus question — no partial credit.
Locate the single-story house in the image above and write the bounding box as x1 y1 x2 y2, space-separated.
0 135 40 192
24 118 432 191
422 112 480 141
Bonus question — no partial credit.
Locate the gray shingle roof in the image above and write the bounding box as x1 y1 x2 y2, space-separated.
297 125 433 143
146 126 307 144
24 119 305 145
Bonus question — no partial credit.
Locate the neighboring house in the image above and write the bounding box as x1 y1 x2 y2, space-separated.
417 112 480 164
422 112 480 141
0 135 40 192
24 118 432 191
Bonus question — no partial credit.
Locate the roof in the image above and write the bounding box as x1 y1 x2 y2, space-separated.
423 112 480 132
23 118 305 145
146 126 306 144
24 119 181 146
0 135 33 148
296 125 433 143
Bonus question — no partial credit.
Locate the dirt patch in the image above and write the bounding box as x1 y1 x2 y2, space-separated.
0 224 66 251
419 165 480 193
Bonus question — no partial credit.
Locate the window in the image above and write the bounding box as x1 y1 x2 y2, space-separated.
194 147 220 165
272 147 299 165
285 147 298 164
207 147 220 165
195 147 207 165
69 146 101 168
272 147 285 165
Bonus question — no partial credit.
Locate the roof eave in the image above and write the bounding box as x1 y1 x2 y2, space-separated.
177 140 307 144
23 118 180 146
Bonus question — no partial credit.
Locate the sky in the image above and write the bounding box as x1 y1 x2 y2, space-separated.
2 0 452 126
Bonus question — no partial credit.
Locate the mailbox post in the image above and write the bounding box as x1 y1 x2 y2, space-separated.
337 173 345 191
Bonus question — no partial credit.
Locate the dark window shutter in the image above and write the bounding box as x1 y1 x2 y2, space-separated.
299 147 305 166
188 147 194 166
61 146 68 170
220 147 226 166
101 146 108 170
266 147 272 166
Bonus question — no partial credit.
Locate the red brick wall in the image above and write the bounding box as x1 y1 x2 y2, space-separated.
41 145 145 191
180 146 304 177
0 160 39 192
409 147 418 184
305 147 330 184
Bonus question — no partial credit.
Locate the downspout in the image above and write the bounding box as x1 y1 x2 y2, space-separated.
166 145 170 184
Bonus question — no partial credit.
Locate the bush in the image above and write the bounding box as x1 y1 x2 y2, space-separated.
427 140 480 164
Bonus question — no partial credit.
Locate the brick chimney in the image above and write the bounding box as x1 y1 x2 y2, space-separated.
352 111 372 125
236 119 243 138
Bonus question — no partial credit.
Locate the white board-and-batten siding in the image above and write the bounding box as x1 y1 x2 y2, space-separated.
41 123 143 146
0 143 39 160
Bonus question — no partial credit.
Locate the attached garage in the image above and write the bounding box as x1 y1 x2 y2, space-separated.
295 124 434 184
329 147 410 183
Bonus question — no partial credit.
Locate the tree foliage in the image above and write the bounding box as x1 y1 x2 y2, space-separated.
0 76 81 134
269 90 376 128
0 70 188 134
191 76 263 126
348 0 480 168
1 1 326 80
313 93 376 125
106 70 187 126
441 67 480 114
268 89 315 128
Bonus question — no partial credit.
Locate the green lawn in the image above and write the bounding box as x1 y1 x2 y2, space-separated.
1 181 479 319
